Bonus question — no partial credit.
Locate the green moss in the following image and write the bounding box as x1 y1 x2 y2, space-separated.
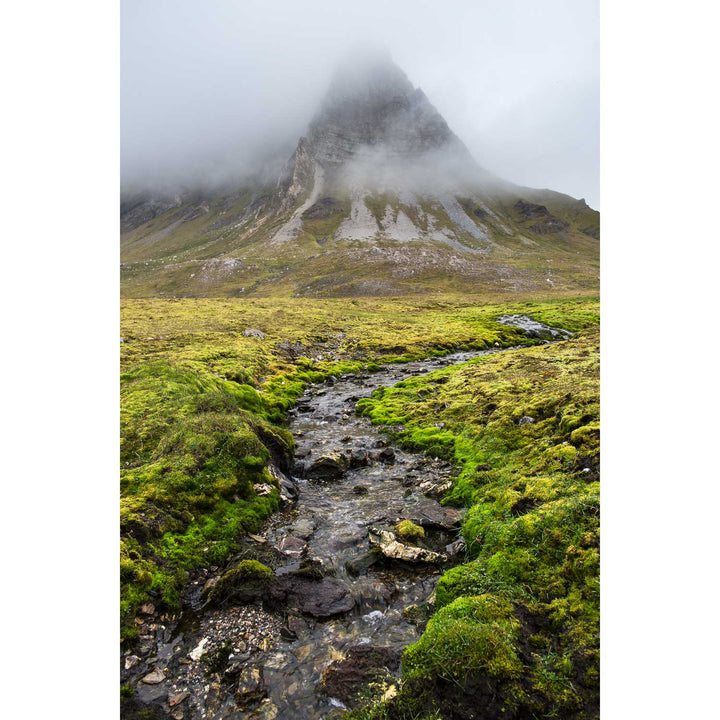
403 595 522 684
207 560 273 605
395 520 425 542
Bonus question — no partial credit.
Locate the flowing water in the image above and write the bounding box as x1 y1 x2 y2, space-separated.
123 318 566 720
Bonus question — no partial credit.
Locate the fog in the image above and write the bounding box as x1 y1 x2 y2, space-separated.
121 0 599 208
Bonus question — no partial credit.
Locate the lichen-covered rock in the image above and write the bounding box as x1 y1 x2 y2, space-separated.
235 664 264 707
306 451 349 479
368 527 446 564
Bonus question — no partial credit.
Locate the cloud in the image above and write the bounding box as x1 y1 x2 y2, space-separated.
121 0 599 207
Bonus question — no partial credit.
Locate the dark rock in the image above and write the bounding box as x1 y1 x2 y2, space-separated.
135 682 169 705
345 549 382 575
352 484 369 495
280 626 298 641
319 645 401 707
269 576 355 617
235 665 265 707
349 448 369 468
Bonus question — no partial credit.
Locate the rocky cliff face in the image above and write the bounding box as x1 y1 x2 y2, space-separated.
120 52 599 298
304 50 463 164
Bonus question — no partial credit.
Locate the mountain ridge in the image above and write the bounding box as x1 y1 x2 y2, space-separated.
121 52 598 298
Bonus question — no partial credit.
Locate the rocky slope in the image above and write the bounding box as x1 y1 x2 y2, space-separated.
121 51 599 298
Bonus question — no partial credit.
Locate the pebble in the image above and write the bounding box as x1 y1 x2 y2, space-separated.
141 668 165 684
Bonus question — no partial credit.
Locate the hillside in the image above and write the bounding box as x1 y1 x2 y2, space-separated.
121 52 599 298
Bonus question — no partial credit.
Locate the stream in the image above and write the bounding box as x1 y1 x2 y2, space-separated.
122 317 565 720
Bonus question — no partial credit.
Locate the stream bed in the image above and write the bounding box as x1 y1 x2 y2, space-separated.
122 317 565 720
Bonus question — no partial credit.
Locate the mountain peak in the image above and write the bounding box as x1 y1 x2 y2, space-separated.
305 51 462 166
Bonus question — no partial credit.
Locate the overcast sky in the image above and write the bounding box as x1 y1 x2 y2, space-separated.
121 0 599 208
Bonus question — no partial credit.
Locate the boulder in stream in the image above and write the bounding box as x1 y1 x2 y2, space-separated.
307 451 349 479
368 527 447 564
269 575 355 617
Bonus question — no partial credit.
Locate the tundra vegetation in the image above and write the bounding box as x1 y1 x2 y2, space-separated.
120 292 599 718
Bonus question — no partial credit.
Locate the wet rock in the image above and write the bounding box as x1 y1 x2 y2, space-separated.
319 645 401 708
276 535 307 558
352 484 369 495
124 654 141 670
269 464 298 504
376 447 395 463
307 451 349 479
168 691 189 707
368 527 446 564
349 448 369 468
250 698 279 720
518 415 535 425
345 549 382 575
269 575 355 617
235 665 265 707
280 625 298 641
291 518 315 539
135 682 168 704
141 668 165 684
243 328 267 339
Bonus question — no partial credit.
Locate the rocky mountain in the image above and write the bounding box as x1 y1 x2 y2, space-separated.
121 50 599 297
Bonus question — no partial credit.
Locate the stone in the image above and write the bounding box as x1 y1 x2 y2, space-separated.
169 691 189 707
518 415 535 425
277 535 307 558
243 328 266 339
352 484 368 495
140 603 155 615
377 446 395 464
140 668 165 684
306 451 349 479
251 699 279 720
124 654 141 670
445 538 466 558
269 575 355 617
189 637 209 661
368 527 446 564
235 665 265 707
248 533 267 544
135 682 168 704
349 448 369 468
345 549 381 575
253 483 275 497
